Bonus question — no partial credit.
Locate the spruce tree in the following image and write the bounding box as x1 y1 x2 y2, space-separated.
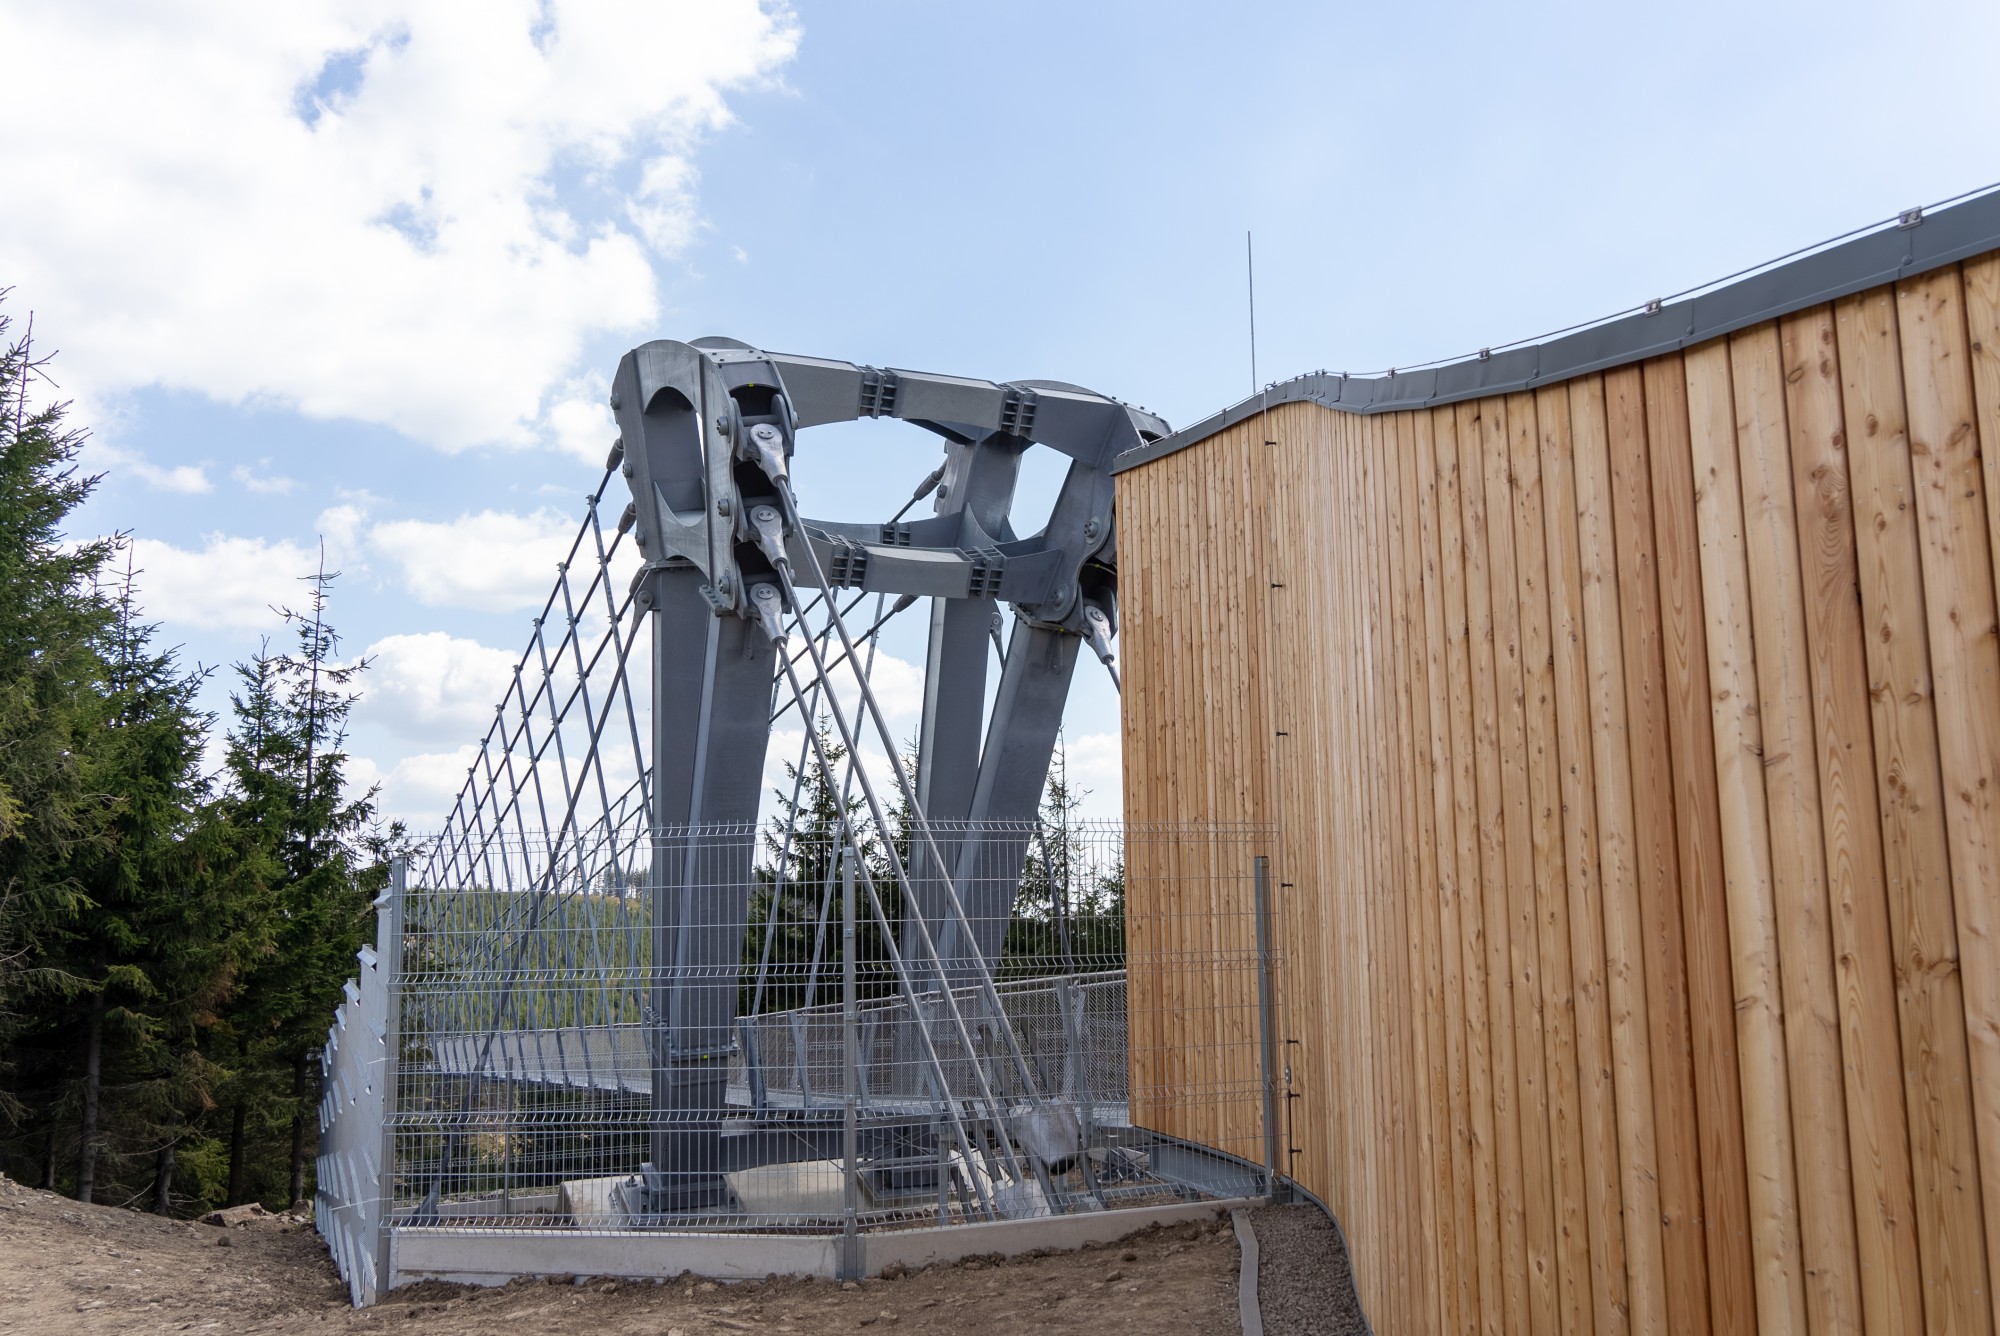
745 715 900 1013
59 569 269 1206
1006 738 1122 976
0 297 118 1169
213 557 379 1206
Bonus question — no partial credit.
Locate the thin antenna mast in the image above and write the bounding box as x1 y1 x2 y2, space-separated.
1248 231 1272 438
1246 231 1258 397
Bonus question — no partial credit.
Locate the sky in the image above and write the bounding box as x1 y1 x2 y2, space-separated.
1 0 1995 835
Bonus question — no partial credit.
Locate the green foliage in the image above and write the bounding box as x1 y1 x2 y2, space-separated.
742 715 904 1014
1003 739 1124 979
0 296 392 1215
0 302 119 1042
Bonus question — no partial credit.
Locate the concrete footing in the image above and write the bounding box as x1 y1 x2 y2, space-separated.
389 1195 1260 1291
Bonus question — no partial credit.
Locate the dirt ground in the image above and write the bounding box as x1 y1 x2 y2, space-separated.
0 1173 1243 1335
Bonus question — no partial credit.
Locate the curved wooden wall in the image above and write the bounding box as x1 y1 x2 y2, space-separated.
1118 256 2000 1335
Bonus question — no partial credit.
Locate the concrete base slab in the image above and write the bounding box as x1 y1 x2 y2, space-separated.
389 1195 1261 1292
558 1177 632 1229
727 1159 872 1217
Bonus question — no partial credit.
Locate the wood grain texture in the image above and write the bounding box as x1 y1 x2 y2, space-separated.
1644 348 1762 1336
1730 324 1866 1336
1835 288 1993 1336
1115 259 2000 1336
1778 304 1924 1336
1685 336 1809 1336
1570 373 1671 1336
1613 360 1714 1336
1438 404 1507 1336
1416 408 1485 1334
1896 268 2000 1335
1395 411 1456 1336
1485 394 1561 1336
1538 382 1633 1336
1508 390 1591 1336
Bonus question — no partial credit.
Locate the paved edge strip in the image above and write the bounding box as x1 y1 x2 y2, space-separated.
1232 1207 1264 1336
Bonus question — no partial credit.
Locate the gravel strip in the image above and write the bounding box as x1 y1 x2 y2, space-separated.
1248 1202 1369 1336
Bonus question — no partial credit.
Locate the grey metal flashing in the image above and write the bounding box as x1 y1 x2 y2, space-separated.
1113 188 2000 475
1233 1208 1266 1336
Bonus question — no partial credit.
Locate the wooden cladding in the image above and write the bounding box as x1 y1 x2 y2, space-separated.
1116 257 2000 1335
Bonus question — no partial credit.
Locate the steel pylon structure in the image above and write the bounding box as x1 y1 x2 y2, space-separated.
314 340 1285 1305
408 340 1168 1214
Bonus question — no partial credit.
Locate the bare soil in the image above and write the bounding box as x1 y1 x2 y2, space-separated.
0 1173 1243 1334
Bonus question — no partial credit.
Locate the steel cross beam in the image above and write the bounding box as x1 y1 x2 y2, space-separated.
608 337 1165 1210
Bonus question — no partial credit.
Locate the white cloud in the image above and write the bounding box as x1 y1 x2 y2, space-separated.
0 2 798 453
92 441 212 494
1062 731 1122 801
626 155 702 254
317 503 370 557
350 744 482 832
126 533 327 629
354 631 518 747
540 373 617 467
232 463 297 495
368 506 580 611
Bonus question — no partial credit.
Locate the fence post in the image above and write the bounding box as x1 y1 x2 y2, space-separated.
1253 855 1281 1201
373 856 406 1302
840 848 862 1281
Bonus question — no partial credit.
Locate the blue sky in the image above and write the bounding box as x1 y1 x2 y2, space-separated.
3 0 1995 831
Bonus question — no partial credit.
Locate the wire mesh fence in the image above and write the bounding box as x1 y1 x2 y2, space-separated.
365 819 1273 1240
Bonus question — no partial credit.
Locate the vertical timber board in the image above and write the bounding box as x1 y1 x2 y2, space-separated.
1968 250 2000 1336
1400 408 1460 1336
1972 254 2000 756
1509 390 1592 1336
1362 411 1399 1328
1640 354 1741 1335
1538 382 1633 1336
1319 411 1355 1255
1383 411 1428 1334
1320 406 1355 1217
1834 288 1993 1336
1259 406 1290 1190
1957 255 2000 1330
1439 404 1507 1336
1731 323 1867 1336
1375 412 1423 1333
1895 267 2000 1332
1486 395 1563 1336
1418 407 1484 1335
1685 335 1811 1336
1579 368 1671 1336
1778 304 1926 1336
1113 456 1152 1118
1337 412 1377 1315
1650 343 1762 1331
1317 405 1348 1205
1460 396 1533 1336
1167 441 1195 1131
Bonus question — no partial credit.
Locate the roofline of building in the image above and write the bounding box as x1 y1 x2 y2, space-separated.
1112 188 2000 475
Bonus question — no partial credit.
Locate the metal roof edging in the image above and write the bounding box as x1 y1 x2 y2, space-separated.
1112 188 2000 475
